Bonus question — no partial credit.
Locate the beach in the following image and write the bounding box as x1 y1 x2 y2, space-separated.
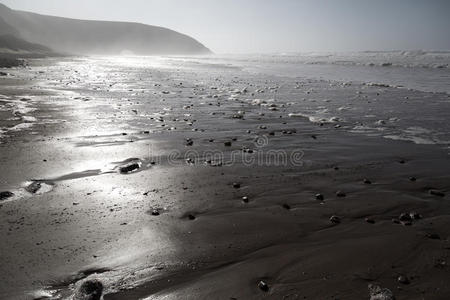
1 54 450 299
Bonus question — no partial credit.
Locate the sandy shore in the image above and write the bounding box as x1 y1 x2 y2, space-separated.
0 57 449 300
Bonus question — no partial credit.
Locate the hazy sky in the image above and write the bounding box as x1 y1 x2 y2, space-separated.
1 0 449 53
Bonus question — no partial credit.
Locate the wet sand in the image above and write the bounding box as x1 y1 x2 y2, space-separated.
0 57 449 299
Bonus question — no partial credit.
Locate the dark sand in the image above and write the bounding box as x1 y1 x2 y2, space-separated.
0 57 449 299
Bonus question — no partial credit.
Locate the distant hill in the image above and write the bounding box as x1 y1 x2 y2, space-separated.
0 3 211 56
0 34 53 54
0 13 18 36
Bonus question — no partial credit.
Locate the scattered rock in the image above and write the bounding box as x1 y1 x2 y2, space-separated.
392 218 401 224
151 209 160 216
73 280 103 300
0 191 14 201
258 280 269 292
315 193 324 201
0 72 7 76
232 182 241 189
427 233 441 240
409 211 422 220
397 275 410 284
434 258 447 269
365 217 375 224
429 189 445 197
282 203 291 210
368 283 394 300
330 215 341 224
335 191 346 197
119 163 140 174
399 213 412 222
242 196 249 203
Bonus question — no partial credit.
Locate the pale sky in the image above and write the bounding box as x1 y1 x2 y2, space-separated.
1 0 449 53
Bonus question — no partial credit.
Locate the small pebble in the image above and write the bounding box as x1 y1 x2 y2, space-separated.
336 191 346 197
330 215 341 224
258 280 269 292
409 211 422 220
282 203 291 210
185 138 193 146
397 275 410 285
429 189 445 197
365 217 375 224
427 233 440 240
399 213 412 222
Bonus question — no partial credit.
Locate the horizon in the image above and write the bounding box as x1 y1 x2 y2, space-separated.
0 0 449 54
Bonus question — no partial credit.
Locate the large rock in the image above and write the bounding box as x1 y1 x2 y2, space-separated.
73 280 103 300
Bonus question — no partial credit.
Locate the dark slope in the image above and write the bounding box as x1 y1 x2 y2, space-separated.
0 34 52 53
0 3 211 55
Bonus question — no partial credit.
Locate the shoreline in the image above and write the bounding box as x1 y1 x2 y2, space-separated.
1 57 449 300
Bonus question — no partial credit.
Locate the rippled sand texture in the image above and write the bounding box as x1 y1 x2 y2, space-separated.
0 56 450 299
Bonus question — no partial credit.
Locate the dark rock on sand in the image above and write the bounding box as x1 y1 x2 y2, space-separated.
330 215 341 224
0 71 7 76
242 196 249 203
185 138 193 146
365 217 375 224
335 191 346 197
427 233 441 240
232 182 241 189
409 211 422 220
315 193 324 201
119 163 140 174
258 280 269 292
397 275 410 284
399 213 412 222
429 189 445 197
409 176 417 182
363 179 372 184
0 191 14 201
151 209 160 216
282 203 291 210
26 182 41 194
73 279 103 300
188 214 196 220
224 141 232 147
368 283 394 300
